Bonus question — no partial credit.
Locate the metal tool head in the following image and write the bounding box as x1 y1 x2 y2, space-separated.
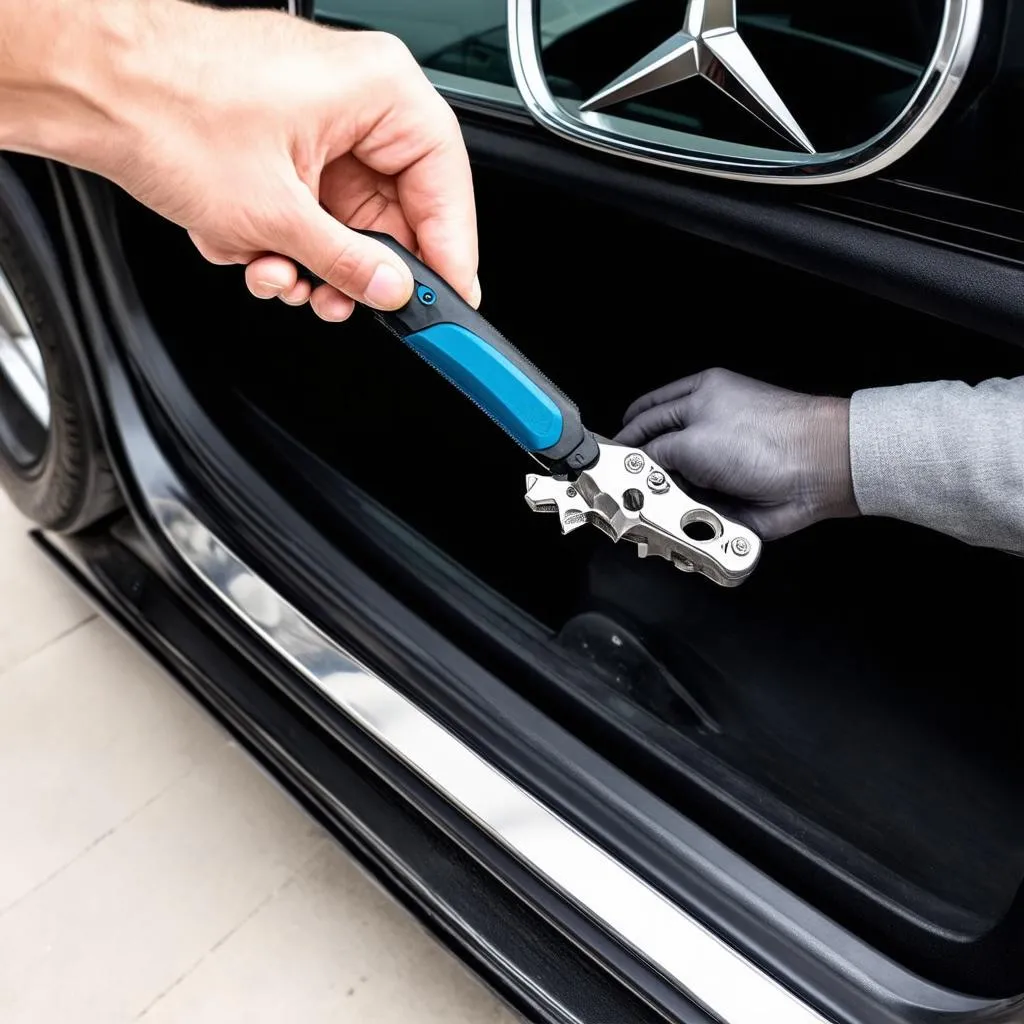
524 439 761 586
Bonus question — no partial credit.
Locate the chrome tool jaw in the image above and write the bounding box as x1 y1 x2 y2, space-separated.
525 439 761 586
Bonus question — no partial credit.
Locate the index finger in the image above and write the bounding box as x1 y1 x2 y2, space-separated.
622 373 703 425
615 397 694 447
394 92 479 306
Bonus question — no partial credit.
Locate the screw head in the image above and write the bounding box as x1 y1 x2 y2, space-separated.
565 486 577 498
624 452 645 474
646 470 668 493
731 537 751 557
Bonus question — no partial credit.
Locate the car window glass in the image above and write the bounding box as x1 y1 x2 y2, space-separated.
310 0 633 92
312 2 513 86
536 0 947 153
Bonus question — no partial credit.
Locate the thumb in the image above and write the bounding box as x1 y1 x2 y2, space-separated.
280 193 414 310
615 397 692 448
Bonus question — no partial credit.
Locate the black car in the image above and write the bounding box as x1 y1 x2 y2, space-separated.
2 0 1023 1021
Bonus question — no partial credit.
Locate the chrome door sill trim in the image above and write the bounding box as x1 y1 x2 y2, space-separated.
150 491 829 1024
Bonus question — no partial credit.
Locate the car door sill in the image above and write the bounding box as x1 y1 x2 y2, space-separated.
148 483 828 1024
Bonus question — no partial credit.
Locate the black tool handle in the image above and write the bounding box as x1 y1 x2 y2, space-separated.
318 231 598 474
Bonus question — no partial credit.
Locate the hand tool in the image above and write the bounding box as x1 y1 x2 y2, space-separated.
358 232 762 586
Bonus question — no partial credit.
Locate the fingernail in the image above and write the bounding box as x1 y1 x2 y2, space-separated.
254 281 282 300
364 263 411 309
469 274 482 309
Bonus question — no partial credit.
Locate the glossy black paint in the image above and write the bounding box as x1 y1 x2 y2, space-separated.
454 117 1024 348
305 0 1024 258
43 160 719 1024
224 384 1024 968
36 153 1024 1022
39 526 665 1024
15 1 1022 1016
886 0 1024 212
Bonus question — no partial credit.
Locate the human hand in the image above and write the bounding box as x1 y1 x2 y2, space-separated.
616 368 858 540
67 1 479 321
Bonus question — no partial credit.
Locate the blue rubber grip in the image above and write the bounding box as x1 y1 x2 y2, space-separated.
359 229 597 472
403 323 564 451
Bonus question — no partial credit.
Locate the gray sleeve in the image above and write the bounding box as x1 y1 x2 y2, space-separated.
848 377 1024 554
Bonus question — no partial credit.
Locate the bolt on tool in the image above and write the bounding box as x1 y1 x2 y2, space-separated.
360 232 762 586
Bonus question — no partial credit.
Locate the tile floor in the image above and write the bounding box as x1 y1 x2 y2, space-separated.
0 493 516 1023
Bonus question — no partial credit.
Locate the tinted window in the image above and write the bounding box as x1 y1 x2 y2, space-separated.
315 0 948 154
312 1 514 87
539 0 946 153
310 0 633 92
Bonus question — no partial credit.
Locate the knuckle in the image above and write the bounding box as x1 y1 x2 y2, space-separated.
206 251 244 267
699 367 734 395
321 241 374 295
646 438 673 467
435 95 461 130
189 234 231 265
347 190 390 230
370 31 415 68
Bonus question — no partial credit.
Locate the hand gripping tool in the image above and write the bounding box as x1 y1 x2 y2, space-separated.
360 232 762 586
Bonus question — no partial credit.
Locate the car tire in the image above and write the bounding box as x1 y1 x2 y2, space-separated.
0 161 121 532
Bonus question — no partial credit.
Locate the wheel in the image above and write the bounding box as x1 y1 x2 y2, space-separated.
0 161 120 531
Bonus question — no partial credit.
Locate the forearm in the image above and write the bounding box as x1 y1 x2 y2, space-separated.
0 0 477 312
849 376 1024 553
0 0 130 164
0 0 218 178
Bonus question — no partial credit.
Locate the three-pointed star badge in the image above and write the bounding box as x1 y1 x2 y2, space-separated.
579 0 815 153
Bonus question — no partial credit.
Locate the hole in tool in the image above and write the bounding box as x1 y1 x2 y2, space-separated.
622 488 645 512
680 509 722 541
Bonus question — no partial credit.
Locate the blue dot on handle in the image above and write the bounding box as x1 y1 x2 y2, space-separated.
417 285 437 306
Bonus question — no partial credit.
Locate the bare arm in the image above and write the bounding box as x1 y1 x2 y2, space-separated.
0 0 479 318
0 0 120 168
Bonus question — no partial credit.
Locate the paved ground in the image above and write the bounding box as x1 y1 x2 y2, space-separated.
0 493 516 1023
